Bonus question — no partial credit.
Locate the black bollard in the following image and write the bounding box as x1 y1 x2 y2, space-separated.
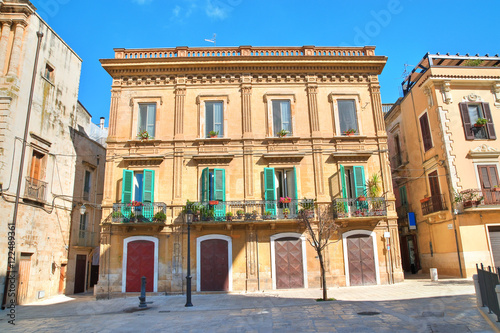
138 276 147 308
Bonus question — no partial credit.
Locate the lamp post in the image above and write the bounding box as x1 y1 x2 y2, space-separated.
185 208 193 307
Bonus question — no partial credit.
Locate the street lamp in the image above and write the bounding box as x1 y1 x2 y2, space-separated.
185 208 194 307
80 204 86 215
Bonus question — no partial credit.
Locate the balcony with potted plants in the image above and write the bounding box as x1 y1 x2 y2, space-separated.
110 201 168 225
182 198 315 224
455 188 500 209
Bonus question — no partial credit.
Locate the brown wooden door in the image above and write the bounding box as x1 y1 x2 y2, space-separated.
74 255 87 294
347 235 376 286
30 151 44 180
200 239 229 291
428 171 442 211
126 241 154 292
478 165 500 204
17 255 32 304
59 264 67 294
275 237 304 289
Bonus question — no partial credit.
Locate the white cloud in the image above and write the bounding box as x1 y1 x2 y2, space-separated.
173 5 181 17
205 1 229 19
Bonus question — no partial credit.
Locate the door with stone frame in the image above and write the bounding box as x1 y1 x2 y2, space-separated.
274 237 304 289
347 234 376 286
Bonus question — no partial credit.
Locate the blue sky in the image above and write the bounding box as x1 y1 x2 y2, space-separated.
32 0 499 124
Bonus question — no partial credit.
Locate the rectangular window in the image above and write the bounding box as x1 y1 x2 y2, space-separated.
419 113 433 151
338 100 358 135
138 103 156 138
79 213 87 239
44 64 54 81
201 168 226 218
478 165 500 204
205 101 224 137
340 165 366 199
394 134 402 167
122 169 155 204
399 186 408 207
30 151 45 180
272 100 292 136
264 167 298 215
459 102 496 140
83 170 91 201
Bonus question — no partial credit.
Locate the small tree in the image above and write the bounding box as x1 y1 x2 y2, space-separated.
299 204 339 301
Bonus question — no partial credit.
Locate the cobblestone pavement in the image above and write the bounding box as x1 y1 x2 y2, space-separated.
0 277 494 332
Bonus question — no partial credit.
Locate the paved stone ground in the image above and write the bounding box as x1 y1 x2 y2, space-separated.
0 276 494 332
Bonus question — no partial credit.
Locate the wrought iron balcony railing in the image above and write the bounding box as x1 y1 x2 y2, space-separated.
24 177 47 202
333 197 387 218
460 189 500 207
75 230 98 247
421 194 447 215
112 202 167 223
187 199 315 222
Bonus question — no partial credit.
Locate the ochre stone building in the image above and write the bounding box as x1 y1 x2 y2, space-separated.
386 53 500 277
96 45 403 297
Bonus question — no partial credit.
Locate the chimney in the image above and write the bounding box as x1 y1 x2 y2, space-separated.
100 117 105 129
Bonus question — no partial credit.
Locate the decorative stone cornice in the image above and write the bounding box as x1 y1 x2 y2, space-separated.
468 144 500 159
442 81 452 104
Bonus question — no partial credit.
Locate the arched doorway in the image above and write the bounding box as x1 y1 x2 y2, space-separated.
196 235 232 292
343 230 380 286
122 236 158 292
270 233 308 290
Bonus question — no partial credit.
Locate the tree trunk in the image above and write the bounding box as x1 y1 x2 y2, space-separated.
318 251 327 300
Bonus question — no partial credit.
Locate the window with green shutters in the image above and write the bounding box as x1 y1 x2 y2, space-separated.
263 167 298 215
264 167 277 215
121 169 155 218
399 186 408 207
339 165 366 199
200 168 226 219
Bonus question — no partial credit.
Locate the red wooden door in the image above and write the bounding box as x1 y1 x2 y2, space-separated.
275 237 304 289
200 239 229 291
347 235 376 286
17 256 31 304
74 255 87 294
126 240 154 292
59 264 67 294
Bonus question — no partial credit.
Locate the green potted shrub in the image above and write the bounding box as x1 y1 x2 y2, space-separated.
282 208 290 218
208 130 219 138
153 211 166 223
263 210 272 220
137 130 152 141
343 128 356 136
475 118 488 127
277 129 289 138
236 209 244 219
226 211 233 221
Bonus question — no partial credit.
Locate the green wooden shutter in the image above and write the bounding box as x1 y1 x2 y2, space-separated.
201 167 209 202
264 168 276 215
293 166 298 214
121 169 134 218
213 168 226 219
399 186 408 206
142 169 155 221
353 166 366 197
340 165 347 198
353 166 367 210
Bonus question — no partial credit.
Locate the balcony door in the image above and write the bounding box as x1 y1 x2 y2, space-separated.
428 171 442 211
122 169 155 219
264 167 297 215
478 165 500 204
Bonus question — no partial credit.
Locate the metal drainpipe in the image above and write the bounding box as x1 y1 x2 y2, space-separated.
2 30 44 309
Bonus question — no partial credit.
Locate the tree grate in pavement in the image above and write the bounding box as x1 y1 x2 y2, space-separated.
357 311 381 316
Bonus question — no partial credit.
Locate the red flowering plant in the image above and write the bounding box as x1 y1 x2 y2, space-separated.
279 196 291 204
127 200 143 207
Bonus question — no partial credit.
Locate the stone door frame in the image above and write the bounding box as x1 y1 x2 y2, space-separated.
342 230 380 286
270 232 308 290
196 234 233 292
122 236 159 293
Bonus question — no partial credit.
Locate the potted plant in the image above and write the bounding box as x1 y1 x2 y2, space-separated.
245 212 252 220
236 209 244 219
208 130 219 138
129 212 136 222
251 210 258 220
111 211 123 221
137 130 152 141
357 195 366 202
153 211 166 223
277 129 289 138
343 128 356 136
263 210 272 220
226 211 233 221
475 118 488 127
299 199 315 218
282 208 290 218
336 201 347 218
279 196 291 204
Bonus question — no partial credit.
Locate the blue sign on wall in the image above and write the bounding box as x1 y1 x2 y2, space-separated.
408 212 416 230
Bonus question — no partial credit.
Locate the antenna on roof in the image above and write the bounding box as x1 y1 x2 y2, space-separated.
204 33 216 46
401 64 414 79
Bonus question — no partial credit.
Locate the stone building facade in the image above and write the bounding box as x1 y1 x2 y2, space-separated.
0 1 103 304
385 53 500 277
96 45 403 298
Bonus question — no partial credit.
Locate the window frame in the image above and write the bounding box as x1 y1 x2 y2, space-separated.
43 63 54 82
197 95 229 139
83 169 92 201
329 93 363 136
204 101 224 138
459 102 496 140
271 100 292 136
263 93 296 138
130 97 161 140
418 112 433 152
79 213 87 239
